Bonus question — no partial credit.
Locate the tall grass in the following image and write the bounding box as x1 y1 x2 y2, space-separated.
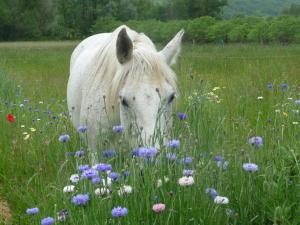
0 43 299 224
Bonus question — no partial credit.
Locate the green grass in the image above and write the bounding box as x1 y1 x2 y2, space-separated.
0 42 299 224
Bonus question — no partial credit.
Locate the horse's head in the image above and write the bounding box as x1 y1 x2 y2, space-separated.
113 27 184 148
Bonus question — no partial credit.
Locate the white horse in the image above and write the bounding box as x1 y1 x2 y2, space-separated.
67 25 184 162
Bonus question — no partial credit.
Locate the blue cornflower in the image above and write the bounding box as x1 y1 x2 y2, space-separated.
243 163 259 172
92 177 102 184
78 165 90 171
95 163 112 172
112 125 124 133
41 217 55 225
77 126 88 133
214 155 222 162
295 100 300 105
166 152 177 161
108 172 120 181
267 83 273 89
103 150 116 158
183 169 194 176
81 169 98 179
111 207 128 217
58 134 70 143
181 157 193 164
131 148 140 157
166 139 180 148
138 147 158 160
123 171 130 178
26 207 39 215
177 112 187 120
249 136 263 148
72 194 90 206
280 83 288 90
75 149 84 157
205 188 218 199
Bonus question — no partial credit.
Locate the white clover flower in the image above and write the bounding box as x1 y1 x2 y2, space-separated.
214 196 229 204
117 185 133 196
63 185 75 193
178 176 194 186
157 179 163 187
95 187 110 196
70 174 80 183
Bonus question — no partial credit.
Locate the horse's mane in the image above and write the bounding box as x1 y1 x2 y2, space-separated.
87 25 178 113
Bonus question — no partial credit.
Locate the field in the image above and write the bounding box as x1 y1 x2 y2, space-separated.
0 42 299 225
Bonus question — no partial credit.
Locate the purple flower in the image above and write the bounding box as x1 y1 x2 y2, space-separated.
111 207 128 217
103 150 116 158
243 163 259 172
95 163 112 172
138 147 158 160
205 188 218 199
77 126 87 133
123 171 130 178
26 207 39 215
92 177 102 184
181 157 193 164
280 83 288 90
214 155 222 162
183 169 194 176
58 134 70 143
41 217 55 225
75 149 84 157
177 112 187 120
112 125 124 133
72 194 90 206
78 165 90 171
81 169 98 179
249 136 263 148
166 152 177 161
108 172 120 181
267 83 273 89
166 139 180 148
131 148 140 157
216 160 229 170
295 100 300 105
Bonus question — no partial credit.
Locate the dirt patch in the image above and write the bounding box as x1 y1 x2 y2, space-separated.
0 196 11 224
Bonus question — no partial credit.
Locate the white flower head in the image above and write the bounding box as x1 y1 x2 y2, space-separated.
214 196 229 204
70 174 80 183
178 176 194 186
117 185 133 196
102 177 112 187
157 179 163 187
63 185 75 193
95 187 110 196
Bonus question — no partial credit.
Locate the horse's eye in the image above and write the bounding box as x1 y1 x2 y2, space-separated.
121 98 129 107
167 93 176 104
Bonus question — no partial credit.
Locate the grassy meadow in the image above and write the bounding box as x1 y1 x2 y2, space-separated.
0 42 300 225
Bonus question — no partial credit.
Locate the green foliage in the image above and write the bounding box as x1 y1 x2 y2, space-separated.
282 4 300 16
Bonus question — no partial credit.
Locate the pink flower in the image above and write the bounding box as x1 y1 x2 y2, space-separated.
152 203 165 213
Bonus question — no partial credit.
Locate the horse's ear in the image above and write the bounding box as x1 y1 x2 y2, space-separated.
159 29 184 65
116 28 133 64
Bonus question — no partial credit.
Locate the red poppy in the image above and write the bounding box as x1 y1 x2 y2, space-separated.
6 114 15 122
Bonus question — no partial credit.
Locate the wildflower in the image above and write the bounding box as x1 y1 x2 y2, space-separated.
41 217 55 225
181 157 193 164
131 148 140 157
280 84 288 90
111 207 128 218
75 149 84 157
70 174 80 183
152 203 166 213
214 196 229 204
164 176 169 183
267 83 273 89
77 126 87 133
157 179 162 187
205 188 218 199
248 136 263 148
214 155 222 162
178 176 194 186
30 127 36 132
72 194 89 206
58 134 70 143
92 177 102 184
226 208 236 217
183 169 194 176
63 185 75 193
118 185 133 196
138 147 158 160
103 150 116 158
26 207 39 215
295 100 300 105
108 172 120 181
177 112 187 120
57 209 68 222
24 134 30 140
112 125 124 133
243 163 259 172
166 139 180 148
20 104 24 108
81 169 99 180
94 163 112 172
78 165 90 171
166 152 177 161
212 87 221 91
257 96 263 100
123 171 130 178
292 122 299 125
216 160 229 170
6 114 15 122
95 187 110 196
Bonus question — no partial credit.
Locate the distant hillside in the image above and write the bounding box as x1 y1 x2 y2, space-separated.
223 0 300 18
